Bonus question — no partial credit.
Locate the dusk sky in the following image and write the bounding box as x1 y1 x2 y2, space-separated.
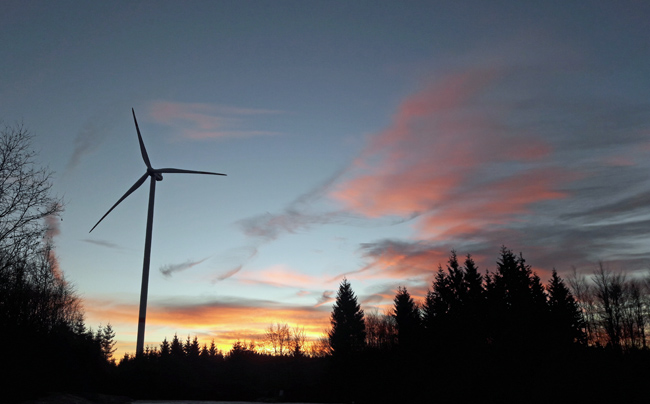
2 0 649 357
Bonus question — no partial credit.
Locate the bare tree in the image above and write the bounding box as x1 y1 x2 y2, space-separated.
289 326 307 356
568 267 599 345
0 123 62 261
306 330 332 357
593 264 625 348
265 322 292 356
570 265 650 350
365 308 396 351
0 123 72 334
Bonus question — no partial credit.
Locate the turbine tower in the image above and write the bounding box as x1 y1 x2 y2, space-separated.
90 108 226 356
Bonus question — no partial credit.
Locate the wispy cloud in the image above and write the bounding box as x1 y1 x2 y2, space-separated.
237 264 329 291
84 294 332 349
224 50 650 286
44 205 63 280
44 208 62 239
331 69 563 233
148 101 285 140
83 239 123 249
67 120 109 171
160 257 209 277
317 51 650 278
225 169 419 277
210 246 258 282
67 104 128 172
314 290 335 308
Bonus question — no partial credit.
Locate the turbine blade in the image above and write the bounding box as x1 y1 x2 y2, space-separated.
89 173 150 233
133 108 152 169
156 168 227 176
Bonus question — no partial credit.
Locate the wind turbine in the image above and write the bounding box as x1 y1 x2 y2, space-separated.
90 108 226 356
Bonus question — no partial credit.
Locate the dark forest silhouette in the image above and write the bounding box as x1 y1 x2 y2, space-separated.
2 123 649 403
0 124 115 402
109 251 650 403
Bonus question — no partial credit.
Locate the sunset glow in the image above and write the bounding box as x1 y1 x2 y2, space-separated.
3 1 649 362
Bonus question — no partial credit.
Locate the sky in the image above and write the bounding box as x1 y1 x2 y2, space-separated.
2 0 650 358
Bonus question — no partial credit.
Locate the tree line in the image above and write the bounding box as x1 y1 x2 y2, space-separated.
325 249 649 402
113 248 649 402
330 248 587 357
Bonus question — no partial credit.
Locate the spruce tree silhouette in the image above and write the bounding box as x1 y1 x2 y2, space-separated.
329 278 366 357
171 333 184 357
460 254 486 347
392 286 421 352
160 337 171 357
423 264 450 344
485 247 551 351
548 269 585 346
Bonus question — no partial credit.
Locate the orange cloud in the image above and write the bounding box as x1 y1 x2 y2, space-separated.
238 264 330 290
83 295 332 359
325 69 576 282
332 69 567 235
350 240 449 281
147 101 283 140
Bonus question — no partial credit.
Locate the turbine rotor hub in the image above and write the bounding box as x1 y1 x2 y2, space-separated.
147 168 163 181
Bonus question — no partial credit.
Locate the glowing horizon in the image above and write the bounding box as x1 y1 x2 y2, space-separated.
3 1 649 363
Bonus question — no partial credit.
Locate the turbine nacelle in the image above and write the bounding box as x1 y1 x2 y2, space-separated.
147 168 163 181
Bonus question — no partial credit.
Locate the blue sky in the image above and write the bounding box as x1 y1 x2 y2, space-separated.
2 0 649 357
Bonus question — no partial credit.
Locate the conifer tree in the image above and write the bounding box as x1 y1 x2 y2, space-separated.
392 286 421 351
200 343 209 358
462 254 484 307
460 254 486 347
160 337 171 357
547 269 585 346
171 333 184 357
446 250 464 304
99 323 117 361
208 339 220 358
486 247 547 348
423 265 449 347
329 278 366 357
183 335 200 358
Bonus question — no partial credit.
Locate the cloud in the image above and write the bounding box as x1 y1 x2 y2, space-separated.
83 238 123 249
67 121 108 171
226 169 419 277
44 208 62 239
83 294 334 356
349 239 452 281
324 60 650 277
211 246 258 282
160 257 209 277
331 69 563 232
213 266 243 282
43 206 63 280
67 104 127 172
237 264 330 291
148 101 284 140
223 54 650 287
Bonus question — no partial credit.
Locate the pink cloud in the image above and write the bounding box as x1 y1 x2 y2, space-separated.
326 69 577 281
239 264 329 290
347 240 450 281
147 101 284 140
332 69 566 240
